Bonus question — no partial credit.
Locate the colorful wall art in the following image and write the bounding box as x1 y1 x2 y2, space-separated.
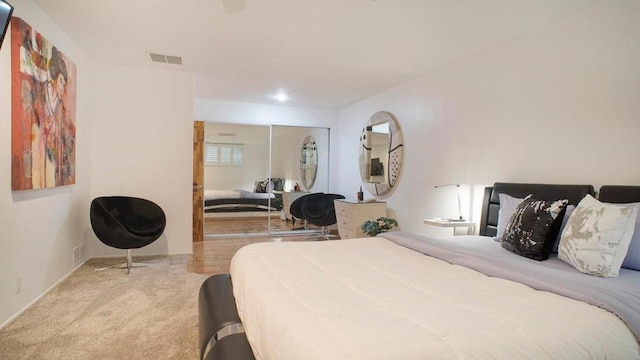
11 17 77 190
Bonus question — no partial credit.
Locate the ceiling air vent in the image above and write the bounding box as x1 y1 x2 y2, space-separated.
148 52 183 65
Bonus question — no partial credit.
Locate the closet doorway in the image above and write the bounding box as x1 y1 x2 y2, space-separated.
195 122 329 238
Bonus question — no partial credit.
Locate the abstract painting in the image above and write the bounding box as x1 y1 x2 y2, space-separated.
11 17 77 190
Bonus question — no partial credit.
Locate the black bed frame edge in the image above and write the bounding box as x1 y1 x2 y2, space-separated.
198 274 255 360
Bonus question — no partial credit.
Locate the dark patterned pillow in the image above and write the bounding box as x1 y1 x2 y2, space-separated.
501 195 568 261
254 179 269 193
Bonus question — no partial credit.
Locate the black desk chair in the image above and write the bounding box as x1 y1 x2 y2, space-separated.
90 196 166 274
290 193 345 239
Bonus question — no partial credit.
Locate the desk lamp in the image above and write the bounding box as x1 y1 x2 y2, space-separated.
434 183 465 222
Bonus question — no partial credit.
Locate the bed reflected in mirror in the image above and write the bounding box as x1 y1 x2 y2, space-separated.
201 123 274 236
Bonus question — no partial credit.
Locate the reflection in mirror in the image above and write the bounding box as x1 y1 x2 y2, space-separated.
199 123 330 237
300 135 317 190
271 126 329 234
359 111 403 197
367 122 389 184
202 123 272 236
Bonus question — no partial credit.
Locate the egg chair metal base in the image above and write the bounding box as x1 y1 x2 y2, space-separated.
320 226 339 240
304 226 339 241
94 249 152 275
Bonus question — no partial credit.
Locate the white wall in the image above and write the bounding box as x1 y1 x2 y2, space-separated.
194 99 340 193
338 1 640 237
0 0 93 327
89 64 194 257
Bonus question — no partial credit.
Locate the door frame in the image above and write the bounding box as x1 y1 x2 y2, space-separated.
192 121 205 242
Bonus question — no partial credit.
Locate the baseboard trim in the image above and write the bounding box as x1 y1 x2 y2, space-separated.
0 252 196 330
0 258 90 331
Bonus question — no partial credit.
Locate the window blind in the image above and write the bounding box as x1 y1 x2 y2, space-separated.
205 143 243 166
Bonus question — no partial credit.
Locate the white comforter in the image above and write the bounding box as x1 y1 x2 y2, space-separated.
230 237 639 360
204 189 274 200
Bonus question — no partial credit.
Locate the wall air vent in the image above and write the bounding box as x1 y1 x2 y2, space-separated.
165 55 183 65
148 52 183 65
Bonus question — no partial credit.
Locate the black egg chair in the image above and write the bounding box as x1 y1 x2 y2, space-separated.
289 193 345 239
90 196 166 274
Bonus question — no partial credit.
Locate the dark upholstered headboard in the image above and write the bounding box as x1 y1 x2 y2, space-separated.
478 182 595 237
598 185 640 204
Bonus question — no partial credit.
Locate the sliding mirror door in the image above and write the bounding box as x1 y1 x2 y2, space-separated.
269 125 329 234
201 123 330 237
203 123 273 236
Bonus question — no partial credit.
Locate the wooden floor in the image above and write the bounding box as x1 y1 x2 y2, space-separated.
203 216 309 234
189 217 338 276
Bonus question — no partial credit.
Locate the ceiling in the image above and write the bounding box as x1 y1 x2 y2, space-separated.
32 0 593 110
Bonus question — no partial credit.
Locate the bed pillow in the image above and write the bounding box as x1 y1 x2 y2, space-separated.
254 179 270 193
271 178 284 192
558 194 638 277
620 202 640 270
494 194 575 247
501 195 568 261
494 193 525 241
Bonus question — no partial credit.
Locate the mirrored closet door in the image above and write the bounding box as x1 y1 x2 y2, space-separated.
268 125 329 234
201 122 329 237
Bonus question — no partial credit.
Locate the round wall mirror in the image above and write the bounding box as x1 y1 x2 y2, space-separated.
358 111 403 197
300 135 318 190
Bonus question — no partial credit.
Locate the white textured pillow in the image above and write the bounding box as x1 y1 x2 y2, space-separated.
558 194 638 277
494 193 526 240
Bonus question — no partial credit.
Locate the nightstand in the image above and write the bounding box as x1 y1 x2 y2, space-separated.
334 199 387 239
423 218 476 235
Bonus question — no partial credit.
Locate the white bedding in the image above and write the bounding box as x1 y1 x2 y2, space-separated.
230 237 639 360
204 189 274 200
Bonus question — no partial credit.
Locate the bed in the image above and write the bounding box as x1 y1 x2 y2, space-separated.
204 189 283 213
204 179 284 213
198 182 640 360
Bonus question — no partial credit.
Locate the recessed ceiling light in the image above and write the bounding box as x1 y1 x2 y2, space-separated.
275 92 289 102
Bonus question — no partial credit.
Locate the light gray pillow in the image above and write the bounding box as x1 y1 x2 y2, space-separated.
494 193 526 241
558 194 638 277
620 202 640 271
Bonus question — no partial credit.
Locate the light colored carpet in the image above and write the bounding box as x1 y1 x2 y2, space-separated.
0 255 209 360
